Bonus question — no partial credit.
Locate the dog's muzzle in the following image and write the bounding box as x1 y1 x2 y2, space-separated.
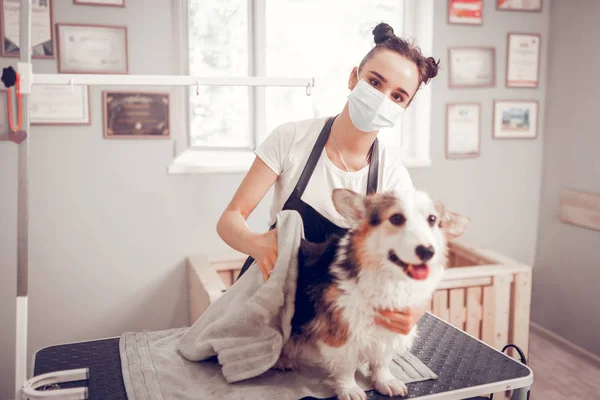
388 250 430 280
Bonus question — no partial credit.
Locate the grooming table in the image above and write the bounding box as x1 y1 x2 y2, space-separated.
30 313 532 400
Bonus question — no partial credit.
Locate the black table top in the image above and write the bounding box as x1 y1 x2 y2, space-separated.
33 313 531 399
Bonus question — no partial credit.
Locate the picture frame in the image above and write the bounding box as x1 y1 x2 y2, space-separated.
103 91 171 139
493 100 539 139
30 84 91 125
448 47 496 88
448 0 483 25
56 23 128 74
73 0 125 7
0 90 9 140
506 33 541 88
497 0 542 12
446 103 481 159
1 0 55 59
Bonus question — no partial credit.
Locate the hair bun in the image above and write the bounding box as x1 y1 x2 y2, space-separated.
372 22 395 45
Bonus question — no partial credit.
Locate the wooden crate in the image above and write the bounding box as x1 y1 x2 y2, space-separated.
187 239 532 360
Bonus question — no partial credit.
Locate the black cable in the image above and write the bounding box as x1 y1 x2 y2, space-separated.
488 343 527 400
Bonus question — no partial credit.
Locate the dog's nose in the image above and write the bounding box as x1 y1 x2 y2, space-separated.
416 245 435 262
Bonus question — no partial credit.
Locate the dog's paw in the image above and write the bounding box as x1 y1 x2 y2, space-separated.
336 385 367 400
272 356 295 371
373 376 408 397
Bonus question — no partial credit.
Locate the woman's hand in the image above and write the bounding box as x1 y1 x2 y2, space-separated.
374 305 427 335
251 228 278 281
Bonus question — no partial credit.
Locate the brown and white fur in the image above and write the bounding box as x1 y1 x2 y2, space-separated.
275 188 469 400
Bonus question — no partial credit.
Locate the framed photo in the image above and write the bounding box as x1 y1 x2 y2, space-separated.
493 100 538 139
446 103 480 159
56 23 128 74
103 91 170 139
1 0 55 58
73 0 125 7
448 47 496 88
497 0 542 12
506 33 541 88
448 0 483 25
31 84 91 125
0 90 9 140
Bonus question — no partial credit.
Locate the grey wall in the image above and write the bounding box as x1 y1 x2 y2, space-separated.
411 1 550 266
0 1 552 398
531 0 600 357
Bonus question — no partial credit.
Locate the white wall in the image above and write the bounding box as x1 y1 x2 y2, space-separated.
0 1 551 397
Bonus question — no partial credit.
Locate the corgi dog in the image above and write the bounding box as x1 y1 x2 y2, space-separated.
275 188 469 400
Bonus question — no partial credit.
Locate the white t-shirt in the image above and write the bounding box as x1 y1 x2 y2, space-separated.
254 116 414 228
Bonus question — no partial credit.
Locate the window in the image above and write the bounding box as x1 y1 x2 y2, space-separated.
172 0 433 173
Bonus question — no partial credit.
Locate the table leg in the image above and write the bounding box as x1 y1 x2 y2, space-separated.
512 386 530 400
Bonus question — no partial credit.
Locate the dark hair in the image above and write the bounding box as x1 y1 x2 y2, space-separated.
358 22 440 86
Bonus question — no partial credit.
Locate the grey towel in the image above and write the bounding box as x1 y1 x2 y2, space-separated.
119 209 438 399
178 209 304 382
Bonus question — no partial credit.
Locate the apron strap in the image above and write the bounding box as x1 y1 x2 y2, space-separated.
366 138 379 195
291 115 380 199
291 116 336 199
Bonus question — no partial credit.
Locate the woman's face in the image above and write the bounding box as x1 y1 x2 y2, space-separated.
348 50 420 108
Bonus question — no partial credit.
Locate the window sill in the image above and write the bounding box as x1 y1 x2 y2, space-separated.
167 149 431 175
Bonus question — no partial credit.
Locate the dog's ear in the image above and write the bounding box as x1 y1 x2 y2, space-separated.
332 188 366 225
444 211 470 239
435 200 469 239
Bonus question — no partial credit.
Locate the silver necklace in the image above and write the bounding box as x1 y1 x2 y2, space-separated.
331 136 370 172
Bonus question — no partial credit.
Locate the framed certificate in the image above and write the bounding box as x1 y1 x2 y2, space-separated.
103 91 170 139
448 47 495 88
56 23 128 74
1 0 55 58
497 0 542 12
448 0 483 25
493 100 538 139
0 90 9 140
74 0 125 6
446 103 480 159
31 84 91 125
506 33 541 88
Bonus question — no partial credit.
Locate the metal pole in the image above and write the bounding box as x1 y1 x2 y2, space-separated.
15 0 32 396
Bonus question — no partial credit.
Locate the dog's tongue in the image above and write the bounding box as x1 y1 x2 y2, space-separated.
408 264 429 280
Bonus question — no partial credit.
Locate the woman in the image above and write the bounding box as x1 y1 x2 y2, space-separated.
217 23 440 335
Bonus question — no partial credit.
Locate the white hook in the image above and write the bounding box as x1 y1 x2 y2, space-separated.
306 82 311 97
196 80 200 96
69 78 74 94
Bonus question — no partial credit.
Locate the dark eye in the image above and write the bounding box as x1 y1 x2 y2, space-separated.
392 93 404 103
389 213 406 226
369 78 381 87
428 215 437 227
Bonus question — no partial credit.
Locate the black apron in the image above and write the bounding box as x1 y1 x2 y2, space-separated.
236 115 379 280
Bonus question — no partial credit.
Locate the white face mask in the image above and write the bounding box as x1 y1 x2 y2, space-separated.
347 77 406 132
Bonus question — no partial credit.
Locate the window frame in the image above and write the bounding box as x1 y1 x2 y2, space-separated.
169 0 433 174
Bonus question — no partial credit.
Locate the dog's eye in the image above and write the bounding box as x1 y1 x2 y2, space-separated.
389 213 406 226
428 215 437 227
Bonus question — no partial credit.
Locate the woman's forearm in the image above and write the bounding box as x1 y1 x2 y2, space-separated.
216 208 261 259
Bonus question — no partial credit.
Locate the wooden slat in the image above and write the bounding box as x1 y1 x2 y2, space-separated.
437 276 492 290
493 275 512 350
432 290 449 322
465 287 482 337
510 272 532 359
449 289 466 330
481 285 495 345
560 188 600 232
444 265 525 280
